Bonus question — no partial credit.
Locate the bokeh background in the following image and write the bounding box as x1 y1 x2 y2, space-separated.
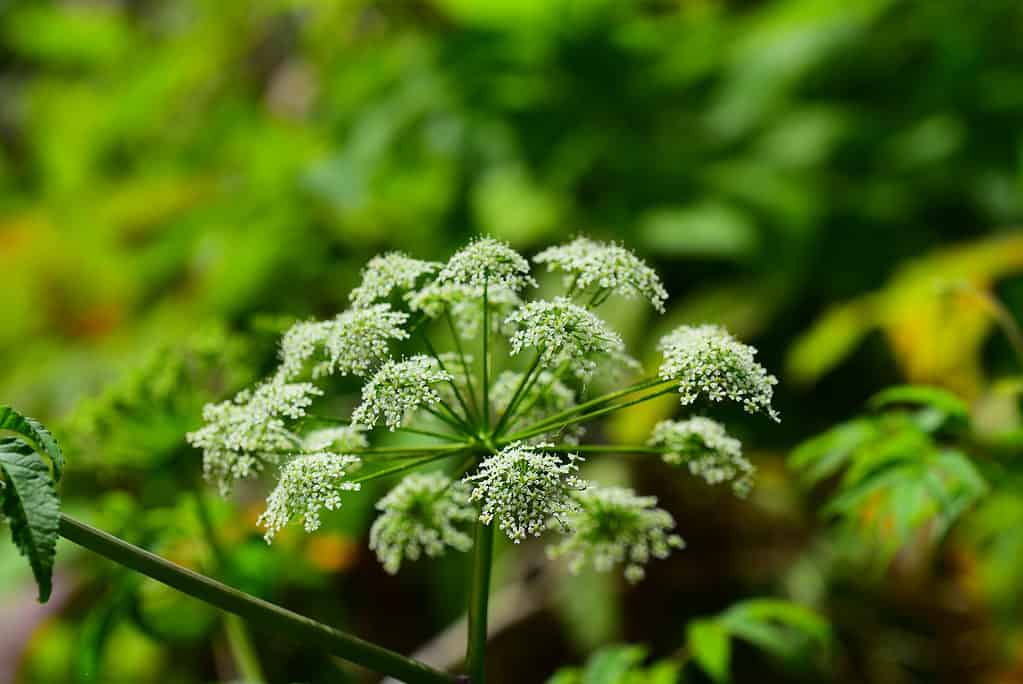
2 0 1023 682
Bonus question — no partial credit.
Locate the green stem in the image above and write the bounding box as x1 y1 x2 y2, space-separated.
465 520 494 683
446 308 482 424
492 352 544 437
58 515 454 684
503 385 678 444
545 444 667 455
503 377 670 441
421 329 477 428
399 426 464 442
350 449 469 485
482 280 491 432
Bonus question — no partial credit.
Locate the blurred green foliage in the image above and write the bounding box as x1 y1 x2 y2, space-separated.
2 0 1023 682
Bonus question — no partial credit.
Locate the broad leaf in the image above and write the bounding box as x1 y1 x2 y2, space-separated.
868 385 970 433
687 619 731 682
0 437 61 602
0 404 65 482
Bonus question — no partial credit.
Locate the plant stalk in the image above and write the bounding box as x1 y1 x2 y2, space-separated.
465 520 495 683
58 514 454 684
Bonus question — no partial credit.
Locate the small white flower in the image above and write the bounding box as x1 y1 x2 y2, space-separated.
534 237 668 312
352 355 454 430
505 297 625 378
407 282 521 338
658 324 779 420
649 417 754 496
467 442 588 543
369 473 477 574
546 486 684 583
188 379 322 495
302 425 369 452
258 453 362 542
437 237 537 294
350 252 441 309
277 304 409 380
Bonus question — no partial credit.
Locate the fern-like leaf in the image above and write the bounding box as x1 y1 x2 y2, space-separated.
0 437 61 602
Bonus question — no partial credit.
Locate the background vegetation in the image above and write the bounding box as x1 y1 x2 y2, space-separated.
2 0 1022 682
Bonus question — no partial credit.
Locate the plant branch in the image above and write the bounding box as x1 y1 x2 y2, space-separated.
502 385 678 444
482 280 491 432
446 308 482 424
492 352 544 437
350 449 470 485
58 515 455 684
465 520 494 683
544 444 667 455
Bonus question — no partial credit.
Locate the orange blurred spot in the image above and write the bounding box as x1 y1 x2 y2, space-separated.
305 533 358 572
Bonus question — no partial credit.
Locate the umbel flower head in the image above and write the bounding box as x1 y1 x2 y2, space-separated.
547 486 685 583
437 236 537 294
349 252 441 309
258 452 362 542
187 379 322 495
190 235 780 583
534 237 668 312
352 355 453 430
277 304 409 380
658 324 779 420
467 443 588 543
505 297 625 379
649 417 754 496
369 473 476 574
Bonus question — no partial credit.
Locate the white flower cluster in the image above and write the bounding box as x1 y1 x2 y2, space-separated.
437 236 537 293
467 443 588 543
352 355 453 430
658 324 778 420
369 473 476 574
534 237 668 312
302 425 368 452
258 452 362 542
547 486 684 583
277 304 409 380
505 297 625 378
188 380 322 495
349 252 441 309
649 417 754 496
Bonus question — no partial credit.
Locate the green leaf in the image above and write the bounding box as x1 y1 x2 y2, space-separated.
0 438 61 602
687 619 731 683
868 385 970 431
581 645 647 684
0 404 65 482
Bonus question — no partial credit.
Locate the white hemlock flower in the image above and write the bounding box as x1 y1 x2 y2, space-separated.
547 486 684 583
352 355 453 430
258 453 362 542
505 297 625 379
649 417 754 496
187 380 322 495
534 236 668 312
302 425 369 452
657 324 779 420
277 304 409 380
349 252 441 309
467 443 588 543
369 473 476 574
436 236 537 294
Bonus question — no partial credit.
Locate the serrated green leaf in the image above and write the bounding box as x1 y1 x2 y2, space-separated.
0 405 65 482
0 437 61 602
687 619 731 683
